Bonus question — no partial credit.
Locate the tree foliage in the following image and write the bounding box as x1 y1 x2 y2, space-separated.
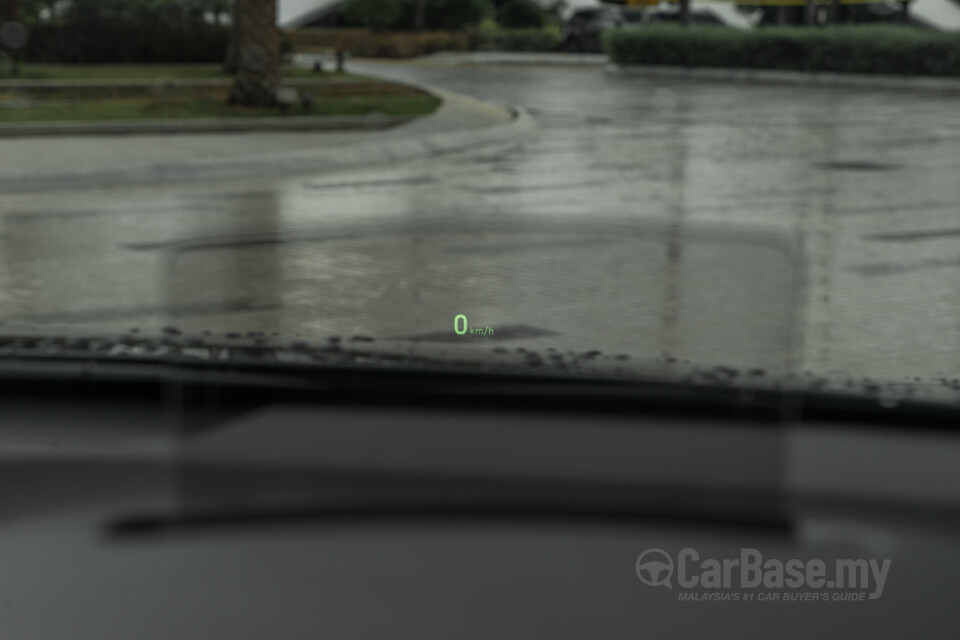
339 0 495 31
17 0 231 63
339 0 405 31
19 0 231 24
494 0 547 29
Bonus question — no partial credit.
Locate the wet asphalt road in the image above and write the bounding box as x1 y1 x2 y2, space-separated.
1 60 959 381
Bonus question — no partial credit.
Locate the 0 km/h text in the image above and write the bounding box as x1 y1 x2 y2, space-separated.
454 314 494 337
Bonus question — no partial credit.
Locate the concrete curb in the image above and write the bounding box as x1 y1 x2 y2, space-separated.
424 52 608 67
607 63 960 93
0 88 538 193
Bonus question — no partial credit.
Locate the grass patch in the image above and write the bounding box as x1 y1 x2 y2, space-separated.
0 84 441 122
14 64 342 81
605 25 960 77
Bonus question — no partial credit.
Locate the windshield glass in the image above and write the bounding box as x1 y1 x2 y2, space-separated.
1 0 959 401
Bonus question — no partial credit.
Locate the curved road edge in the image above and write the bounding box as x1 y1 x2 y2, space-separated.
0 86 539 194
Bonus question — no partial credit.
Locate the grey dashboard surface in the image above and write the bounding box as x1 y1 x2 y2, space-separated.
0 402 958 639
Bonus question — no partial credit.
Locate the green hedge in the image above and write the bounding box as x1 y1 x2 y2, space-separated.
289 27 558 57
487 28 559 51
289 29 479 58
22 22 230 64
605 25 960 76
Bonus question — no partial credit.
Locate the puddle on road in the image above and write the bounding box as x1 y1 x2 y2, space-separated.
814 161 904 171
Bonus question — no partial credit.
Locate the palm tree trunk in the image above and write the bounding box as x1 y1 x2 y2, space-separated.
229 0 280 107
415 0 425 31
224 1 240 74
678 0 691 26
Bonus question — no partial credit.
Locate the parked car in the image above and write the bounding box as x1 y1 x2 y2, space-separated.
560 1 757 53
559 5 624 53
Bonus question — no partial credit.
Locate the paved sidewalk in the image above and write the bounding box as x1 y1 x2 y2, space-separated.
0 70 533 193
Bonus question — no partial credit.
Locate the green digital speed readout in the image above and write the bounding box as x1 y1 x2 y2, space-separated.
454 314 494 337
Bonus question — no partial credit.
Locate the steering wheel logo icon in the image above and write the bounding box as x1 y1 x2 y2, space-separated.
636 549 674 589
